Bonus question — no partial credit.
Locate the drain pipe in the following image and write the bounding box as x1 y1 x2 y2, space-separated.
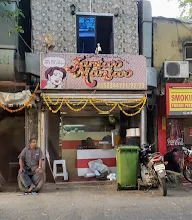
138 0 153 147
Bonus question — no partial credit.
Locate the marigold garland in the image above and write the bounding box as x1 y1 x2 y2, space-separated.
91 98 114 106
43 95 147 116
65 99 89 112
118 98 147 116
47 96 61 106
43 96 64 113
67 98 85 106
0 84 39 113
89 99 117 113
120 99 143 108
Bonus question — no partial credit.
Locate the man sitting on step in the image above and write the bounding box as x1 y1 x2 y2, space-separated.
18 138 44 192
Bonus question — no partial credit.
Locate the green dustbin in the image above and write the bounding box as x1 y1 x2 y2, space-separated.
116 146 140 190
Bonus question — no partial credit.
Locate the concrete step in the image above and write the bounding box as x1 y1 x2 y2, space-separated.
45 180 116 189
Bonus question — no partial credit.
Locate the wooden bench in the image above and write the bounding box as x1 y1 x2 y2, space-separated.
8 162 19 183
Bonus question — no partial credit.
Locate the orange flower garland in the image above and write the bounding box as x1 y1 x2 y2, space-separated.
0 84 39 113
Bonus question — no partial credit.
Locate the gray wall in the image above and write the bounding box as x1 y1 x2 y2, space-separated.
31 0 139 54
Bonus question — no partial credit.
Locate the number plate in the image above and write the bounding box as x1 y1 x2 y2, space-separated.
154 164 165 171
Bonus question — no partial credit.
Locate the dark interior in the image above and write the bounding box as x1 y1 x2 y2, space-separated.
96 16 113 54
77 15 113 54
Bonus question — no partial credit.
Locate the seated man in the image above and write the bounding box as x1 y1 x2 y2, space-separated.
164 148 181 173
18 138 44 192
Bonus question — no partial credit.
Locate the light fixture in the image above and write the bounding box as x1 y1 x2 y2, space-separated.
99 111 110 115
114 5 119 17
60 112 67 115
70 4 76 15
109 114 116 124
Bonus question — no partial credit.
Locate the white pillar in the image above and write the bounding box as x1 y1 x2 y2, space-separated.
140 106 147 148
38 110 48 172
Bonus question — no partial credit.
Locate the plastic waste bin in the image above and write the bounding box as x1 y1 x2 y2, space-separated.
116 146 140 190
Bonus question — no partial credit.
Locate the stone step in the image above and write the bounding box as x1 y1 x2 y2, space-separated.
45 180 116 189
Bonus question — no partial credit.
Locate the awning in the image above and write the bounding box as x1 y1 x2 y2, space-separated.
0 90 35 105
41 92 147 116
41 92 146 102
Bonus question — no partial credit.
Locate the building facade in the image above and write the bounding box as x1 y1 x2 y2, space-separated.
153 17 192 161
31 0 139 54
26 0 156 182
0 0 36 182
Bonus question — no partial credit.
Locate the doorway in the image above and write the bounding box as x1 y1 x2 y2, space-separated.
76 15 114 54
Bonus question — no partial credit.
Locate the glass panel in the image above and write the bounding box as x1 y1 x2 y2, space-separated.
0 2 17 46
166 118 184 168
77 16 96 53
166 119 184 149
62 116 114 135
78 16 95 37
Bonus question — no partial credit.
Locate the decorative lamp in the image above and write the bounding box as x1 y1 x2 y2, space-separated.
70 4 76 15
114 6 119 17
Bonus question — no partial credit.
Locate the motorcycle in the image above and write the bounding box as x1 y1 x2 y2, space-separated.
139 144 167 196
182 146 192 183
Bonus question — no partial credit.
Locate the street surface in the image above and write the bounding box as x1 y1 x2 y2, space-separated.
1 184 192 220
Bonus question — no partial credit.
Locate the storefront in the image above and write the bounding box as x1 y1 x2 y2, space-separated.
39 52 148 182
158 83 192 167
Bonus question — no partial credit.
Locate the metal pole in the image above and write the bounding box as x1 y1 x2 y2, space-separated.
140 106 147 148
25 109 29 147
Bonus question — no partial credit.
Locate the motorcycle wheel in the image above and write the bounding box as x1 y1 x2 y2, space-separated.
183 165 192 183
159 177 167 196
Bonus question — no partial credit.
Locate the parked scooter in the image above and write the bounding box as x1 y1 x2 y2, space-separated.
181 146 192 183
139 144 167 196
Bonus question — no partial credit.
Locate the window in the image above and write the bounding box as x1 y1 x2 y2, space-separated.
76 15 114 54
183 42 192 61
185 46 192 61
61 116 115 136
0 2 17 46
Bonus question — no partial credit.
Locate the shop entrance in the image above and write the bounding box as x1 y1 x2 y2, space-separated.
42 92 146 183
60 110 117 181
45 100 144 183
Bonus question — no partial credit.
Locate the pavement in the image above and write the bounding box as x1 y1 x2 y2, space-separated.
1 183 192 220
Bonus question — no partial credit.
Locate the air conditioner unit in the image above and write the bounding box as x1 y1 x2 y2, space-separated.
164 61 189 78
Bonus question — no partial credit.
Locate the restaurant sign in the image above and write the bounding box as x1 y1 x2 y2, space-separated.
40 53 147 90
166 83 192 116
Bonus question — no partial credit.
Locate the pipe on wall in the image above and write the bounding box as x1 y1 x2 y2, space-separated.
139 0 153 67
139 0 153 147
140 106 147 147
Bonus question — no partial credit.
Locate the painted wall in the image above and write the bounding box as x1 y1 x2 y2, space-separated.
31 0 139 54
153 17 192 73
153 18 192 154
